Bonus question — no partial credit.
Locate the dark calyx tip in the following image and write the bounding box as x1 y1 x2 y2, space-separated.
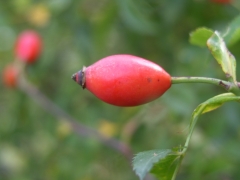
71 67 86 89
71 73 77 82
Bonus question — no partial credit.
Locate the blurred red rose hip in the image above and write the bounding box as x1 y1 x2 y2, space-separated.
72 54 171 106
3 64 18 88
15 30 42 63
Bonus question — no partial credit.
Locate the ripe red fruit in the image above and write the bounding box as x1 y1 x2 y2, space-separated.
72 54 171 106
3 64 18 88
210 0 231 4
15 30 42 63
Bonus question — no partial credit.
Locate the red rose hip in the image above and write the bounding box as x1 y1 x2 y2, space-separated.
15 30 42 63
72 54 171 106
3 64 19 88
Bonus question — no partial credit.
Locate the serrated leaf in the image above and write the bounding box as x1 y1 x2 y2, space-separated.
189 27 214 47
150 149 181 180
207 31 237 82
133 149 171 180
224 15 240 46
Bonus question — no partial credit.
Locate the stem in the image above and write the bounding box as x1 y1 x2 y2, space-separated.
171 76 230 87
172 77 229 86
172 155 184 180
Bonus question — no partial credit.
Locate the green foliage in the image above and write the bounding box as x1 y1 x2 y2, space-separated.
116 0 156 35
133 148 183 180
133 91 240 180
150 149 182 180
200 93 240 114
187 93 240 147
189 27 213 47
133 149 172 180
207 31 237 83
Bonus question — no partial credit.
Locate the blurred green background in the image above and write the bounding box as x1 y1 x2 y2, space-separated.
1 0 240 180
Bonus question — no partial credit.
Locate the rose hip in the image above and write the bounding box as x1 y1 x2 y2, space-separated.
72 54 171 106
15 30 42 63
3 64 18 88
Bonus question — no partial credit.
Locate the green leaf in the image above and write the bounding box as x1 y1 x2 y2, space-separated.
224 15 240 46
185 93 240 149
189 27 214 47
133 149 172 180
207 31 237 83
201 101 223 114
133 149 183 180
190 93 240 128
150 149 182 180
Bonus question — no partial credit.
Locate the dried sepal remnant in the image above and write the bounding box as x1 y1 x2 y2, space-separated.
72 66 86 89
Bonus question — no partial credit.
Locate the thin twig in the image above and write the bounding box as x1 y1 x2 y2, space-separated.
17 76 133 161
